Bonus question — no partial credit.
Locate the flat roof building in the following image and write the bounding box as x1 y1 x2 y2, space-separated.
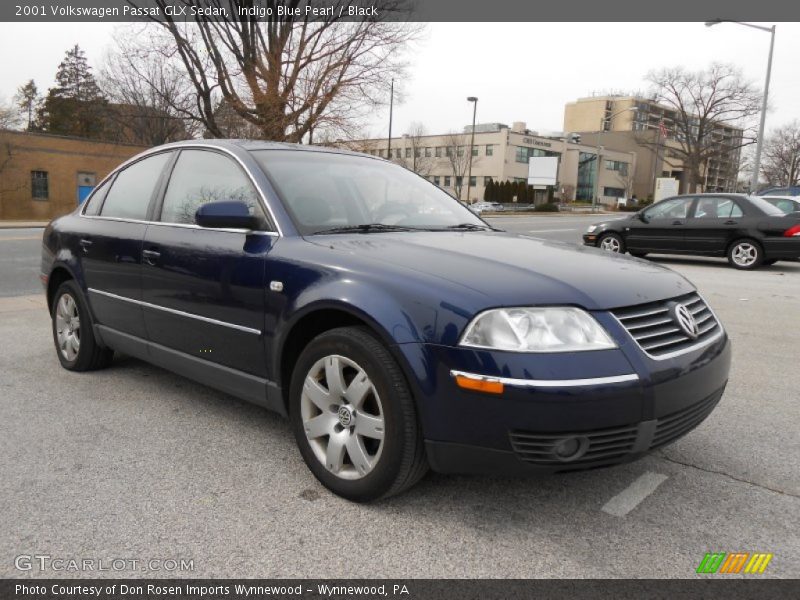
340 121 637 205
564 95 743 197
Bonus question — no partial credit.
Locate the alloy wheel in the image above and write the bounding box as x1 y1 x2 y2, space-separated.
300 355 385 480
600 236 622 253
55 293 81 361
731 242 758 267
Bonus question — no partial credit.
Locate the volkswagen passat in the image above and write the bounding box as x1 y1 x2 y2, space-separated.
41 141 731 501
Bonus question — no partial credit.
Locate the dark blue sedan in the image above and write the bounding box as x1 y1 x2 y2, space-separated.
41 140 731 501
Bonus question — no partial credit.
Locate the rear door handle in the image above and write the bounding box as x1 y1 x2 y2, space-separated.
724 220 737 225
672 220 684 226
142 248 161 265
79 238 93 253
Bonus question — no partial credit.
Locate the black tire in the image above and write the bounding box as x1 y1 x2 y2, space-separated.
51 280 113 371
629 251 648 258
289 326 428 502
598 232 625 254
727 238 764 270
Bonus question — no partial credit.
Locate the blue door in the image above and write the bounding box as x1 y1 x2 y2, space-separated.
77 185 94 204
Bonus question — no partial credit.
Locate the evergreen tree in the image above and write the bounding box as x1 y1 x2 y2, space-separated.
15 80 41 131
484 179 494 202
40 45 108 139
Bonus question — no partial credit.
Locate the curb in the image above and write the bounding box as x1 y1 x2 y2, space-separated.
0 222 49 229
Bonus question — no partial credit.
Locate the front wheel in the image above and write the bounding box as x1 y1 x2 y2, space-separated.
727 239 763 270
289 326 428 502
598 232 625 253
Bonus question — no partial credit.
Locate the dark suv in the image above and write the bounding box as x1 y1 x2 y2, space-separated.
42 141 731 501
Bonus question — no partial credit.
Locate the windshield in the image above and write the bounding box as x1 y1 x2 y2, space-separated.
251 150 487 235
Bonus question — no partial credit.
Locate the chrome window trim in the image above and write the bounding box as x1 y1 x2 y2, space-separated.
79 214 278 236
80 143 283 236
450 370 640 389
610 291 725 361
88 288 262 336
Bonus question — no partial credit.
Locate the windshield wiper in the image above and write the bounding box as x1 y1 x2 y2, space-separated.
312 223 415 235
440 223 496 231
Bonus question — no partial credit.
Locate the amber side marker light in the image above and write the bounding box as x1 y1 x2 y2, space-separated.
455 374 504 394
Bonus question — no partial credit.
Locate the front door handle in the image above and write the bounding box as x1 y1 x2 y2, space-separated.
672 220 684 226
142 248 161 265
79 238 93 253
724 220 737 225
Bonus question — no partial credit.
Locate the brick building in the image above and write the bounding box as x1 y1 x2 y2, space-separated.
0 130 148 221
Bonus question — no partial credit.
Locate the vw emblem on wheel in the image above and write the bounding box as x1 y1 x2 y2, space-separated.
337 406 354 427
673 303 699 339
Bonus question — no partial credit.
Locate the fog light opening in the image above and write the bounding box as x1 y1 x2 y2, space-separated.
553 436 589 462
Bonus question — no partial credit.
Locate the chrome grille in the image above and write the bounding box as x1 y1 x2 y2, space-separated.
612 292 721 358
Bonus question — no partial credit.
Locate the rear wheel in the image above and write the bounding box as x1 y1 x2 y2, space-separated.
598 232 625 253
51 280 113 371
727 239 763 270
289 326 427 502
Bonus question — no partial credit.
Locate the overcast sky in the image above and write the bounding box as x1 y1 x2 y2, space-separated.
1 22 798 136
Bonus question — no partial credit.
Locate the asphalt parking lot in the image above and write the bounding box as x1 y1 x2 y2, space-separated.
0 217 798 578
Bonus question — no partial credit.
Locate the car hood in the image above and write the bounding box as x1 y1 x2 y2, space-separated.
309 231 693 310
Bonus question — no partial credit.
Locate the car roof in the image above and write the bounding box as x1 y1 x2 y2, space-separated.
146 138 374 159
761 195 798 201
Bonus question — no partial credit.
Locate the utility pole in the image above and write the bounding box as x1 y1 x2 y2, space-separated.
387 79 394 159
466 96 478 203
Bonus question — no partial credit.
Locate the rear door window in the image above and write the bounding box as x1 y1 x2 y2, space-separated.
693 197 743 219
83 176 113 216
99 152 172 221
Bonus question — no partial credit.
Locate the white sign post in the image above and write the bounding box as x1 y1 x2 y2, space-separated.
654 177 680 202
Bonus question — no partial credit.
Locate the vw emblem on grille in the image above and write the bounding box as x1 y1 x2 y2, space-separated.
337 406 353 427
673 303 699 339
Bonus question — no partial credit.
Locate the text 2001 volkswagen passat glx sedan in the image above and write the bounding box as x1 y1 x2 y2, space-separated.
41 141 731 501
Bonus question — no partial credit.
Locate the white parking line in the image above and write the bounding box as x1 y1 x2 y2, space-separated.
601 471 669 517
527 228 578 233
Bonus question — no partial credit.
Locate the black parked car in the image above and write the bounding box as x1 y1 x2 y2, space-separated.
42 141 731 501
583 194 800 269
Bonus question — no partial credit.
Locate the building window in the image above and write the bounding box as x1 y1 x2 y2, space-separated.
456 176 463 187
485 144 494 156
576 152 597 201
471 146 479 157
31 171 49 200
457 146 465 157
444 176 451 187
433 176 440 186
405 148 412 158
469 176 477 187
378 149 385 157
484 176 493 186
424 147 432 157
605 160 628 176
415 147 422 158
445 147 453 158
435 146 442 158
603 187 626 198
515 146 553 164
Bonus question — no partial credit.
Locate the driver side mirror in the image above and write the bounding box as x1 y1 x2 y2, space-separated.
195 200 261 230
636 211 648 223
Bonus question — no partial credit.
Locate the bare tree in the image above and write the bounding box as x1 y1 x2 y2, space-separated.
442 131 472 199
395 122 433 175
13 81 39 131
101 27 198 144
0 98 20 130
644 63 761 192
129 0 420 142
760 121 800 187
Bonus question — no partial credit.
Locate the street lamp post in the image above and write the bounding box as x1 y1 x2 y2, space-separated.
593 106 637 212
466 96 478 203
706 20 775 192
387 78 394 159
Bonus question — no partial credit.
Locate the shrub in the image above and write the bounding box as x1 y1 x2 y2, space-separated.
534 202 560 212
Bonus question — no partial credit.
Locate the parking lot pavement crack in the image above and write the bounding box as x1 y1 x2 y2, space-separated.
656 452 800 500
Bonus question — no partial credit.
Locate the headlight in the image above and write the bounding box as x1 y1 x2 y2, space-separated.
586 225 598 233
460 307 617 352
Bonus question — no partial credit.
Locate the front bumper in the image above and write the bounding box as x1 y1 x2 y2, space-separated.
401 322 731 475
582 233 598 246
